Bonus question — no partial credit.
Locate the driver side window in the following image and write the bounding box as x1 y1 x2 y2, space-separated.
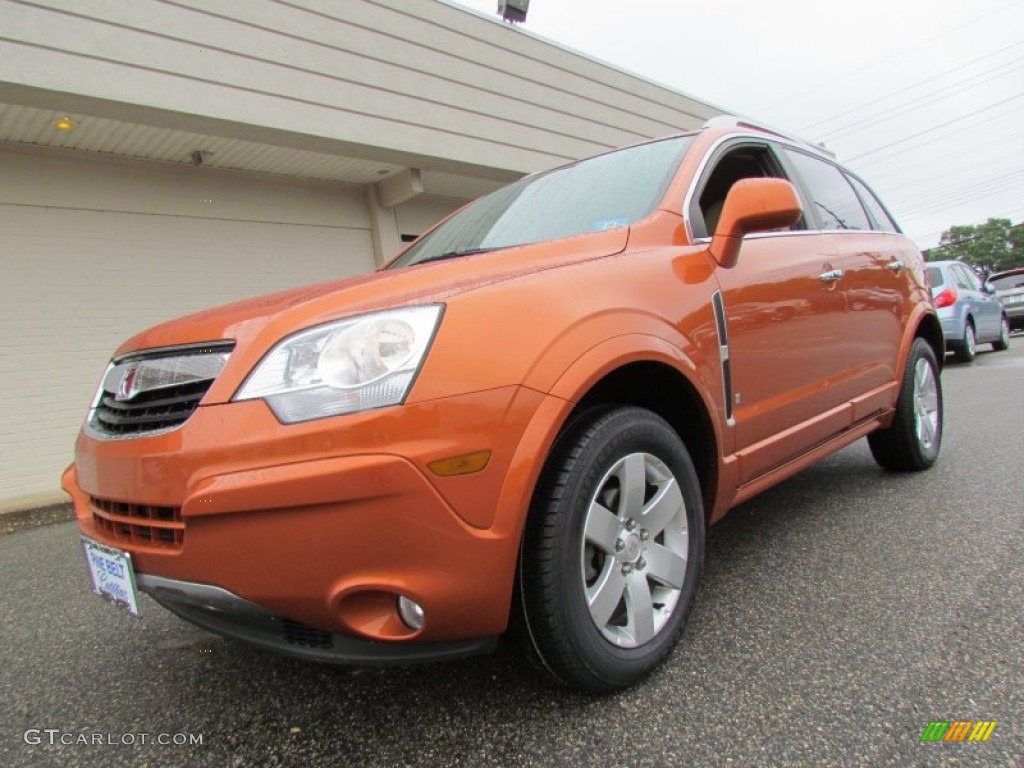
692 144 802 238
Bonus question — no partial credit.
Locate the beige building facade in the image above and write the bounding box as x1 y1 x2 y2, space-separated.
0 0 721 511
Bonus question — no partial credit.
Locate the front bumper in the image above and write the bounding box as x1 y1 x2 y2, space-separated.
138 573 496 663
64 385 561 648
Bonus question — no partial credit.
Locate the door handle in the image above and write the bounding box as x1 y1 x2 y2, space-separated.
819 269 845 282
886 260 905 272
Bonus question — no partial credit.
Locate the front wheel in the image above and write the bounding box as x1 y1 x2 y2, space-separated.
517 407 704 693
992 316 1010 352
868 338 943 471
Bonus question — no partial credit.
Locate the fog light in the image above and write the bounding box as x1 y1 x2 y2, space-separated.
397 596 425 631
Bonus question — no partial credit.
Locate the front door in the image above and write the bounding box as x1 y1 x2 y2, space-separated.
714 232 850 482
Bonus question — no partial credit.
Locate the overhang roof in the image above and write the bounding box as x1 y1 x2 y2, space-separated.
0 100 506 201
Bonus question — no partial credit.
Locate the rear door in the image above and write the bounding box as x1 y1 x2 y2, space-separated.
779 149 913 411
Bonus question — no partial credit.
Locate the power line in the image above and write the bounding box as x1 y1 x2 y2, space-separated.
845 97 1024 166
898 179 1023 217
909 205 1024 243
895 167 1024 209
819 59 1024 142
892 189 1024 223
902 195 1024 234
897 175 1024 218
868 149 1024 189
799 40 1024 134
878 164 1024 204
758 0 1023 114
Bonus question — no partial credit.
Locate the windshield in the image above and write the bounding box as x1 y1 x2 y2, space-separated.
926 267 945 290
388 136 693 269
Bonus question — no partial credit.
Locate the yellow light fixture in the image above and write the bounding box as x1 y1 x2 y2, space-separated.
53 116 78 131
427 450 492 477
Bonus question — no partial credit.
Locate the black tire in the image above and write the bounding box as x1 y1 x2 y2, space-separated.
868 338 943 471
992 316 1010 352
954 320 976 363
516 407 704 693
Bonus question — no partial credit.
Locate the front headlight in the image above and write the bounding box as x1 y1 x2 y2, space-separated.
234 305 443 423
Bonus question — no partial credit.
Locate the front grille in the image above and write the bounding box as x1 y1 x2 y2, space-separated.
283 619 335 649
92 379 211 436
90 497 184 550
87 342 233 439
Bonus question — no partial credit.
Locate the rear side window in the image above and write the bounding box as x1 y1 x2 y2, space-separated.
846 174 899 233
952 264 981 291
783 149 871 231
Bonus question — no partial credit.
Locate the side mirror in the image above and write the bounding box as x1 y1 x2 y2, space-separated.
983 281 996 295
709 178 803 269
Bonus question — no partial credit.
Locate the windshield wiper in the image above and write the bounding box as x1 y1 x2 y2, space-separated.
415 247 499 265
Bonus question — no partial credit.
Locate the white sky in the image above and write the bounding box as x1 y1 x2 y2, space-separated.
449 0 1024 249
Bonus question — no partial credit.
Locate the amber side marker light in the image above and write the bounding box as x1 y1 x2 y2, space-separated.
427 450 491 477
53 116 78 131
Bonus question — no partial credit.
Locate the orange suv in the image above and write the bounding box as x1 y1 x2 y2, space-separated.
64 117 943 692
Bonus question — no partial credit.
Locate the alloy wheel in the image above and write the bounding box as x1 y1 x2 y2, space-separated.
580 452 689 648
913 357 940 454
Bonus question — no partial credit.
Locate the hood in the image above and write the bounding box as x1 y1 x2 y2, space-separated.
113 228 629 400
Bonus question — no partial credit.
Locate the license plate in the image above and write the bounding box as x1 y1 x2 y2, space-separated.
82 538 140 616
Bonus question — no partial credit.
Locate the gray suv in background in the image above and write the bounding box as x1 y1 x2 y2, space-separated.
927 260 1010 362
988 267 1024 332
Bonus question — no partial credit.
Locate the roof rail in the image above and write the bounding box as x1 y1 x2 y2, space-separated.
702 115 836 158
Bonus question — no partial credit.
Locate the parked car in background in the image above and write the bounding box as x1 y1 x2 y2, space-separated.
64 118 944 693
987 267 1024 332
926 260 1009 362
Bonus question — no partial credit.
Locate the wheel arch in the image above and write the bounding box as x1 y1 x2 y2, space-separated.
544 335 720 524
498 337 721 640
550 351 721 521
914 311 944 370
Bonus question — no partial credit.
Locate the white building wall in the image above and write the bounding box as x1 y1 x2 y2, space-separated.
0 144 375 510
0 0 717 178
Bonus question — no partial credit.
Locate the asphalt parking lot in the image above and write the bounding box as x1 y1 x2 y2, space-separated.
1 342 1021 768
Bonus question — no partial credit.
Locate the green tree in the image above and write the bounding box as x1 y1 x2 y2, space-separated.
925 218 1024 272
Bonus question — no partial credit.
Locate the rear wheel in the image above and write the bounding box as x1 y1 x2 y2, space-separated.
868 338 943 471
517 407 704 693
954 321 976 363
992 316 1010 351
